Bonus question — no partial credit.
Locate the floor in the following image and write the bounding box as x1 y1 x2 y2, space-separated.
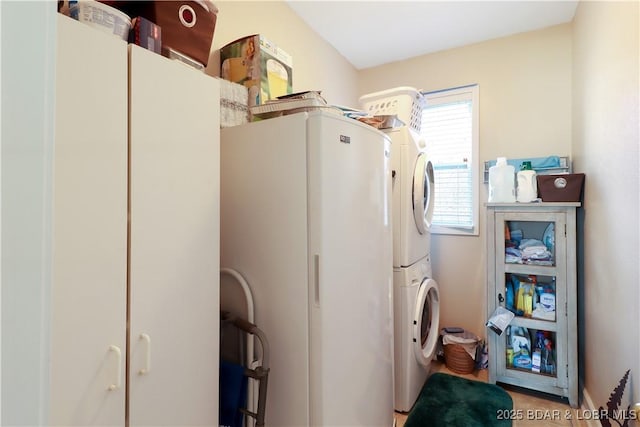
394 361 592 427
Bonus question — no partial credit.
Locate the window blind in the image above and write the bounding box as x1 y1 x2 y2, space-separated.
421 85 478 234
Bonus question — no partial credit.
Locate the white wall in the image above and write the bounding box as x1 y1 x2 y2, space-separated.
1 1 56 424
206 1 360 108
358 24 573 338
572 0 639 409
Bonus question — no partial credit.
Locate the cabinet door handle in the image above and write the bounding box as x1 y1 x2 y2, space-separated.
139 333 151 375
108 345 122 390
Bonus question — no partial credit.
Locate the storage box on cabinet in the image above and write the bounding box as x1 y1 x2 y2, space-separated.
537 173 585 202
100 0 218 66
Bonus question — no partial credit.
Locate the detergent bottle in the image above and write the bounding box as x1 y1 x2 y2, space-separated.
488 157 516 203
516 161 538 203
531 331 545 373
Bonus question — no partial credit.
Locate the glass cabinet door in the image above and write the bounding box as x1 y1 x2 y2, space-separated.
486 203 578 407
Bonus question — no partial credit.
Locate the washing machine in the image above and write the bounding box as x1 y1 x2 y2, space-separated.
386 127 440 412
393 255 440 412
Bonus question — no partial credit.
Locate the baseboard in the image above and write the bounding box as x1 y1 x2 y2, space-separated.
580 388 603 427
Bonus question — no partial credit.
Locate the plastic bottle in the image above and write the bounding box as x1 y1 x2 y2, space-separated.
505 279 514 312
543 335 555 375
524 275 537 317
511 327 532 369
532 331 545 373
506 346 514 367
488 157 516 203
515 283 525 314
516 161 538 203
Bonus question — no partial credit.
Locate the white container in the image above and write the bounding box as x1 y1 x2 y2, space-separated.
488 157 515 203
69 0 131 41
517 169 538 203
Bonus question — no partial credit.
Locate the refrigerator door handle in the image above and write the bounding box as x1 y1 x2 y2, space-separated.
314 254 320 306
138 333 151 375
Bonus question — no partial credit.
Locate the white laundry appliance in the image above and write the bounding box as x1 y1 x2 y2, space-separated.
392 254 440 412
220 111 394 426
386 126 434 268
361 87 441 413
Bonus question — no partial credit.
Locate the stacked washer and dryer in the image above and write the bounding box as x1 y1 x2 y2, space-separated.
361 87 441 413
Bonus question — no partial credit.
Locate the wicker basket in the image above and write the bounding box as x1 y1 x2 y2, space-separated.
444 343 476 374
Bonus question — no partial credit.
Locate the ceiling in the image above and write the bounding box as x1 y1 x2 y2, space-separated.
286 1 579 70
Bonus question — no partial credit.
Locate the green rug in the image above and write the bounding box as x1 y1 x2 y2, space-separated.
404 373 513 427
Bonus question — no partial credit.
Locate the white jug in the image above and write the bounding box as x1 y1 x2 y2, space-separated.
488 157 516 203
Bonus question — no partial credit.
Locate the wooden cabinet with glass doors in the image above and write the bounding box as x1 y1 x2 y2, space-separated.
486 203 579 408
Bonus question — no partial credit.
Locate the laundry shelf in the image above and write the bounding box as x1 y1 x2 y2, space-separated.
483 156 571 183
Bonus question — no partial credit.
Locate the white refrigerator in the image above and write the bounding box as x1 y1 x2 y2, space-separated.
221 111 394 426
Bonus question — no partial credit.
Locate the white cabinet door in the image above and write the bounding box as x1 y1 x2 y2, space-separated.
51 15 128 426
128 45 220 426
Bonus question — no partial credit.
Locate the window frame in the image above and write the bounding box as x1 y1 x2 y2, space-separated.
421 84 479 236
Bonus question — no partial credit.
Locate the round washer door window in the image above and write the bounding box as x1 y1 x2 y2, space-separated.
412 154 435 234
412 278 440 366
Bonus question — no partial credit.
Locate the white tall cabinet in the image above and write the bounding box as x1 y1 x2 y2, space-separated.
51 15 220 426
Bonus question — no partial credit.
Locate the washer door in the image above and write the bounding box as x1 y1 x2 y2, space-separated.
412 278 440 367
412 154 435 234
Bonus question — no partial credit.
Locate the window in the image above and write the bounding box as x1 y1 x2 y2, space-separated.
421 85 479 235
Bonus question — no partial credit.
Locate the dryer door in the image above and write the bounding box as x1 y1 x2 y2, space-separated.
412 153 435 234
412 278 440 367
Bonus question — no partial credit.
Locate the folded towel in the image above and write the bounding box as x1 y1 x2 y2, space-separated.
519 238 547 250
487 156 562 171
530 156 562 169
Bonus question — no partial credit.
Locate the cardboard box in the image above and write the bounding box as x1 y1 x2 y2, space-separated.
129 16 162 54
537 173 585 202
220 34 293 106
